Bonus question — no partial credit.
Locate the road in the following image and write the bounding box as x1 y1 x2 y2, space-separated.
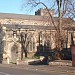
0 64 75 75
0 65 50 75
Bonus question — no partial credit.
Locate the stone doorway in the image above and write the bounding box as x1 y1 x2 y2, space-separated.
11 44 18 64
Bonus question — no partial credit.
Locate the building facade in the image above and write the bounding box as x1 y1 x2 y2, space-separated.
0 9 75 64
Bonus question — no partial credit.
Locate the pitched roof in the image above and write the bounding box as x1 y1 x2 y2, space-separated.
0 13 58 21
0 13 74 30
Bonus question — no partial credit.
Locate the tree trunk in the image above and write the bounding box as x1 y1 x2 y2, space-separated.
25 51 27 57
21 49 23 60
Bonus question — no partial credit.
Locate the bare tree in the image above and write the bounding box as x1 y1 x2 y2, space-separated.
22 0 75 59
20 31 35 60
65 0 75 19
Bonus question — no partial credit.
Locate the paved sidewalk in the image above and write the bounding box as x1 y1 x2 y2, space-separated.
49 60 72 66
0 64 75 75
0 60 75 75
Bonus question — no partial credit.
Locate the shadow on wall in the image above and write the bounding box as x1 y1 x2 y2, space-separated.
61 48 72 60
29 45 72 65
34 44 72 60
34 44 55 60
35 44 51 56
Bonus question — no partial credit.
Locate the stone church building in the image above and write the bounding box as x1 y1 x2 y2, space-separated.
0 9 75 64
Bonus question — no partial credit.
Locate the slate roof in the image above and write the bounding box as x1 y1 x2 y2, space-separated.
0 13 58 21
0 13 75 30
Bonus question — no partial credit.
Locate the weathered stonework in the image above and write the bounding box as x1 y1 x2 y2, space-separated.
0 9 74 64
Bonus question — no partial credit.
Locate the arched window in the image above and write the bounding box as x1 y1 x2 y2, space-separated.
27 34 36 52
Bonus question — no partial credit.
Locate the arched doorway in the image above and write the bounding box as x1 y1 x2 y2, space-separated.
11 44 18 64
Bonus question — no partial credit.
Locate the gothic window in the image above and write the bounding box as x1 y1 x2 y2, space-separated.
29 37 36 52
25 33 36 52
37 31 43 45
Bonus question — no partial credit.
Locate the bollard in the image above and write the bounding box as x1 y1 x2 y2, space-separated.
71 45 75 67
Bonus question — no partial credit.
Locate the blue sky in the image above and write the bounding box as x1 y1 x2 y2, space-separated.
0 0 39 15
0 0 55 15
0 0 24 14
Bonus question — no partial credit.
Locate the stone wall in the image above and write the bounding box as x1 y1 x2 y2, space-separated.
0 13 74 64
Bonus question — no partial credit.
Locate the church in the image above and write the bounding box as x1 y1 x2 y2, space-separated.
0 8 75 64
